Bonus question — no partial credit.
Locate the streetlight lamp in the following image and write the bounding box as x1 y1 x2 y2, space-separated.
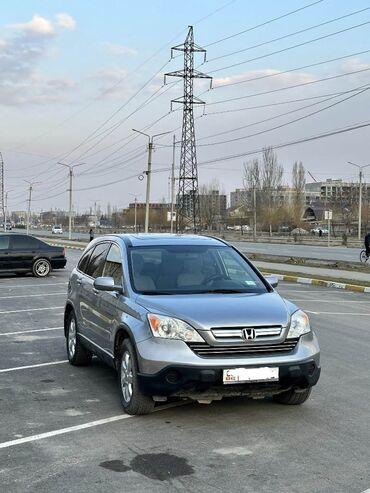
347 161 370 240
132 129 171 233
58 162 85 240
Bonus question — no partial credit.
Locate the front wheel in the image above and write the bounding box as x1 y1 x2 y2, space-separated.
118 339 154 415
360 250 369 264
32 258 51 277
273 387 312 405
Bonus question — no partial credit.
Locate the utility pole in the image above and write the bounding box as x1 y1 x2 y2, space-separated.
170 134 176 233
132 129 170 233
253 186 257 241
4 190 11 231
0 153 4 230
25 181 40 235
58 162 85 240
348 161 370 240
165 26 212 233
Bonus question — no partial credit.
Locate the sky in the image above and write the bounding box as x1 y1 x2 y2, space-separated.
1 0 370 214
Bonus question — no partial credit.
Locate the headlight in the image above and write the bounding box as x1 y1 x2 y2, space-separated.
147 314 204 342
287 310 311 339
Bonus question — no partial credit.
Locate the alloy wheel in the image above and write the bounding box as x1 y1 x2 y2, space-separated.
120 351 133 403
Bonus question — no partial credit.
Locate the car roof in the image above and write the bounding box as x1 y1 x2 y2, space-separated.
105 233 228 247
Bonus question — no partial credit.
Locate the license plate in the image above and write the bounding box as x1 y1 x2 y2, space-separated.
223 367 279 384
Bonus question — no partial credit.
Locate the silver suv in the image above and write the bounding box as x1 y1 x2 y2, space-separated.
64 234 320 415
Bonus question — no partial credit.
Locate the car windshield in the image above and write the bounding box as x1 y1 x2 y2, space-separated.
128 245 268 295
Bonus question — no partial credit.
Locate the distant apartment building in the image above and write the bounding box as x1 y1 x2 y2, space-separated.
305 179 370 204
199 190 227 218
230 189 248 208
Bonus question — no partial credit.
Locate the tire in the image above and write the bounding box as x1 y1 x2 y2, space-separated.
32 258 51 277
273 387 312 405
118 339 154 415
360 250 368 264
66 311 92 366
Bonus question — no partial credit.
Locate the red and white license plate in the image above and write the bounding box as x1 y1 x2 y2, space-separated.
223 367 279 384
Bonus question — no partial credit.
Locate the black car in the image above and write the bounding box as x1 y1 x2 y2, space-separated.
0 234 67 277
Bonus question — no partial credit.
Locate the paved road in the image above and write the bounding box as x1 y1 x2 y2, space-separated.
233 240 361 263
0 249 369 492
15 228 364 263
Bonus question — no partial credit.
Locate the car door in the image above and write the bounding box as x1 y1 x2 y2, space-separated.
9 235 40 270
76 242 111 347
0 235 11 270
97 242 125 354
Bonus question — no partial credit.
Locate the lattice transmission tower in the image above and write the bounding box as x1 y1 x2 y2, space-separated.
0 153 4 224
165 26 212 232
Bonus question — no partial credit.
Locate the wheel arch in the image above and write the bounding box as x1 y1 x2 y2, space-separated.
113 325 136 369
64 302 74 337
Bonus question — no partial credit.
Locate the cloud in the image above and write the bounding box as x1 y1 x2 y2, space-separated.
8 14 55 36
0 15 76 105
341 57 370 72
90 67 137 100
103 42 137 57
55 13 76 31
213 68 315 89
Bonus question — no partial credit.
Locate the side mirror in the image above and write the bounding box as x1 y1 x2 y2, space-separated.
94 276 123 293
264 275 279 288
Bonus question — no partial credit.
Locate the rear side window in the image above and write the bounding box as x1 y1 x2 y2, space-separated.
85 243 110 278
11 236 41 249
77 248 93 274
0 235 10 250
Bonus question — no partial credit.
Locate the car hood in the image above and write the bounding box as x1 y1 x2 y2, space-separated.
135 292 294 330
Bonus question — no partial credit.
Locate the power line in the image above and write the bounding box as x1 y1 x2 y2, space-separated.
211 48 370 90
207 66 370 106
197 83 370 143
207 7 370 63
197 120 370 165
204 0 324 47
208 20 370 74
196 86 370 147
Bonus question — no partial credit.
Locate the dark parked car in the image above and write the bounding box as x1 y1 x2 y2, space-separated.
0 233 66 277
64 234 320 415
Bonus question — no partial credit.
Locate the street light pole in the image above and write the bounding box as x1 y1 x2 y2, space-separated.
348 161 370 240
132 129 171 233
24 181 40 235
170 134 176 234
58 162 85 240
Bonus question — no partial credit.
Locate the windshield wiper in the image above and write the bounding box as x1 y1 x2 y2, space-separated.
203 289 246 294
140 291 175 295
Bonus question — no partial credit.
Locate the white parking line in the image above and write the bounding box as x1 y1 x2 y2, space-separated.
306 310 370 316
0 306 64 314
289 299 369 303
0 401 189 450
0 327 63 336
0 415 133 449
0 282 67 289
0 292 66 300
0 360 68 373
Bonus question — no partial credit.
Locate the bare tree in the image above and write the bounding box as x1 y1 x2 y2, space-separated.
199 179 224 230
292 161 305 227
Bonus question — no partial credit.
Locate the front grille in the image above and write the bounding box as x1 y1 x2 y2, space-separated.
187 339 298 358
212 326 282 341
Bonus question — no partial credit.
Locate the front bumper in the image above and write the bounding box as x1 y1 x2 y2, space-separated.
137 360 320 397
136 332 321 397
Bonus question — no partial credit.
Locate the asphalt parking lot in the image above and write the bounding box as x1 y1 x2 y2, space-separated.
0 248 369 493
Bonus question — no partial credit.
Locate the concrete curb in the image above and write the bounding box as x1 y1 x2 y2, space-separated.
263 272 370 294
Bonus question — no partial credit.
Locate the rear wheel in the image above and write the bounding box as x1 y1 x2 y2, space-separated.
118 339 154 415
66 311 92 366
273 387 312 405
360 250 369 263
32 258 51 277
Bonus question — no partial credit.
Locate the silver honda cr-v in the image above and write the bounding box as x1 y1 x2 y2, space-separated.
64 234 320 415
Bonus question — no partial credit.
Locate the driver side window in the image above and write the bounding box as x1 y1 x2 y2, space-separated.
102 243 123 286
